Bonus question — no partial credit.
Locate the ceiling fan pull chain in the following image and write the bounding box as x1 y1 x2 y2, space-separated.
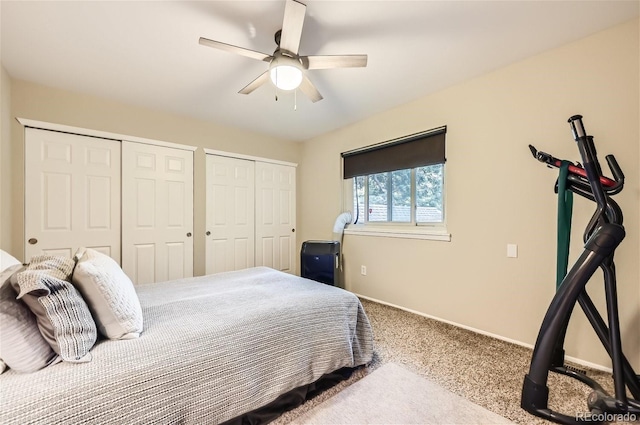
294 89 297 111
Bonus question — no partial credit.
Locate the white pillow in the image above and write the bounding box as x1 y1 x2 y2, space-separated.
0 250 22 273
72 248 143 340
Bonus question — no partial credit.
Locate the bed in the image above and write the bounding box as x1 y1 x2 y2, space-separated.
0 252 373 425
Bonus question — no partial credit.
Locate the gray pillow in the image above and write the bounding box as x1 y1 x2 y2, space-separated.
72 248 143 340
0 264 58 373
12 256 97 363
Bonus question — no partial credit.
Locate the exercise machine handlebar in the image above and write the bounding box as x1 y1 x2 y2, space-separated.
528 144 623 193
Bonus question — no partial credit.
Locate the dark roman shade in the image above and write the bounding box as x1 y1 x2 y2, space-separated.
341 126 446 179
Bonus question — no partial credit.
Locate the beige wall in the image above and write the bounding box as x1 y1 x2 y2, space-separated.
0 64 12 254
298 19 640 369
3 18 638 370
7 79 301 274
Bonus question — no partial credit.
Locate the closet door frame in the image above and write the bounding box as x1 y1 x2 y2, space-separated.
18 118 196 153
18 119 197 281
204 149 298 275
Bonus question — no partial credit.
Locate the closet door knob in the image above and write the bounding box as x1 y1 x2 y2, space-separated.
28 238 38 245
186 232 192 237
206 231 211 236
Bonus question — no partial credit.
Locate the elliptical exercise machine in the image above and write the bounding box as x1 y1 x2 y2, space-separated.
521 115 640 424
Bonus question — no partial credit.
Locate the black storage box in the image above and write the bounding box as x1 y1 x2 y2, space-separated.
300 240 341 287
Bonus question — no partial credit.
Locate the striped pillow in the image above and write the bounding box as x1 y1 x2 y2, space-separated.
12 256 97 363
0 264 58 373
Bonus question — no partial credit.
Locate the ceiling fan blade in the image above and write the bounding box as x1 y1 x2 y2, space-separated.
299 75 323 103
239 71 270 95
302 55 368 70
199 37 271 62
279 0 306 55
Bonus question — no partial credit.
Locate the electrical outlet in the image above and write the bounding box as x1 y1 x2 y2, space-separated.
507 244 518 258
361 265 367 276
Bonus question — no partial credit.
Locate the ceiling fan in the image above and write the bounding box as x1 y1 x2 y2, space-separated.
199 0 367 103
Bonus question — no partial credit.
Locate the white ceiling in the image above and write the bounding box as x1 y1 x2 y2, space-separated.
1 1 638 142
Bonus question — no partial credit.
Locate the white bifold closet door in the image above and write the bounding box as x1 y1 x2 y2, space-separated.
204 155 296 275
205 155 255 275
122 141 194 284
255 161 296 274
24 128 121 262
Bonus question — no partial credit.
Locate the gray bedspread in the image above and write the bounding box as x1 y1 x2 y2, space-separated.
0 267 373 424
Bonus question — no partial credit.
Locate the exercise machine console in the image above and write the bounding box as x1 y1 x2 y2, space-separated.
521 115 640 424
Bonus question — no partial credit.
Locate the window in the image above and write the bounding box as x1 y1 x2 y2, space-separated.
343 127 448 240
353 164 444 225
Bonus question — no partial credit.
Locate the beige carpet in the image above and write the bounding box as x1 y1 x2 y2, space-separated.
291 362 514 425
272 299 635 425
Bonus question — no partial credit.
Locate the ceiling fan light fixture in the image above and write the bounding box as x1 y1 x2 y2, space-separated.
200 0 366 102
269 55 303 91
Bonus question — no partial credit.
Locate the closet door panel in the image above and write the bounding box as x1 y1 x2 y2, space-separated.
132 244 156 285
260 237 275 269
43 173 71 230
205 155 255 275
234 238 250 270
122 142 193 284
166 242 185 281
255 162 296 274
210 239 228 274
25 128 121 262
279 236 291 271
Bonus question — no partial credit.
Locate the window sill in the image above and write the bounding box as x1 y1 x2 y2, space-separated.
344 226 451 241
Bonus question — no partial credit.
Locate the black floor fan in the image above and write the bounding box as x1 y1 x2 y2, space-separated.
521 115 640 425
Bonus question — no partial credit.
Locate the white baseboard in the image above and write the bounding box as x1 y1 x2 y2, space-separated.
355 293 613 374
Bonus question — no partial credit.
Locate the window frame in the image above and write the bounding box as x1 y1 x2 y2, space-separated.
341 126 450 241
345 165 450 242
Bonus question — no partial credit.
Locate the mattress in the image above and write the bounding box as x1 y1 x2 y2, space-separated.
0 267 373 424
